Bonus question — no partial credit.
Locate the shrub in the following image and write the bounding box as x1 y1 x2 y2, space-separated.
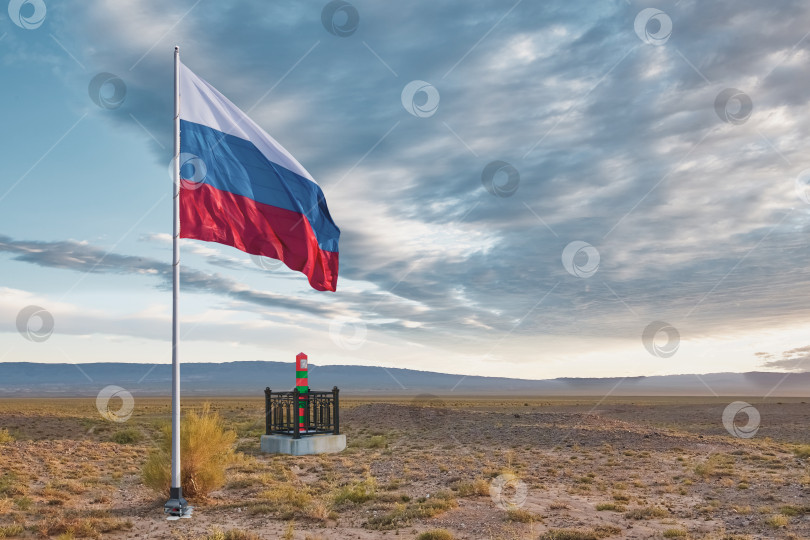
111 429 142 445
142 403 236 499
662 529 687 538
0 429 13 444
416 530 455 540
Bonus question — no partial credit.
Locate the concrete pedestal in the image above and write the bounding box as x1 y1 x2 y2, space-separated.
261 433 346 455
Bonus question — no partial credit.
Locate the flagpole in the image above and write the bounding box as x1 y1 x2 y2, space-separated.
165 45 189 518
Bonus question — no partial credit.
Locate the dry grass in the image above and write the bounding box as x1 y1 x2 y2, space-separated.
333 476 376 505
624 505 669 520
142 403 237 499
416 530 455 540
110 428 141 445
765 514 789 528
0 429 13 444
200 527 262 540
506 508 538 523
452 477 489 497
595 502 625 512
0 524 24 539
540 525 623 539
365 491 457 530
36 514 132 539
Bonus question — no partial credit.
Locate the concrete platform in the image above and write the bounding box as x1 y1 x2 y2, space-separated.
261 433 346 455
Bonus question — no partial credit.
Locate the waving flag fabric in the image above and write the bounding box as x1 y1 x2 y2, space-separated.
178 62 340 291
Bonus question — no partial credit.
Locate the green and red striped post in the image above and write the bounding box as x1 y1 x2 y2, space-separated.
296 352 308 434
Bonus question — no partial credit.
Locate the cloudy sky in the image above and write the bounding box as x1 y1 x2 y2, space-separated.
2 0 810 384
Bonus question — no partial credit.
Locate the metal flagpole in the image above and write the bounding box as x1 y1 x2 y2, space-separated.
165 45 190 519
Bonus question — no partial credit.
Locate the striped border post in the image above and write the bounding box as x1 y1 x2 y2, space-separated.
296 352 308 434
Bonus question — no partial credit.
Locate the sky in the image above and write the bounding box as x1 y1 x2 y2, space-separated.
2 0 810 384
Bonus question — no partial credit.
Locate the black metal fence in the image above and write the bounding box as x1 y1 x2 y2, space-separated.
264 386 340 439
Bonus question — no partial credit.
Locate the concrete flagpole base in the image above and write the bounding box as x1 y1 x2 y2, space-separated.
261 433 346 455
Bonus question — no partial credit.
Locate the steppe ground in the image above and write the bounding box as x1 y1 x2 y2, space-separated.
1 396 810 540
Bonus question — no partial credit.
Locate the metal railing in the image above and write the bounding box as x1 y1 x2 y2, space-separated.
264 386 340 439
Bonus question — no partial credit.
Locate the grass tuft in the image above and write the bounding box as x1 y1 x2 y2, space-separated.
506 508 537 523
365 491 457 530
202 527 262 540
333 477 376 505
111 429 141 445
416 530 455 540
0 524 25 539
596 503 625 512
765 514 789 528
540 525 622 539
452 478 489 497
793 445 810 459
624 505 668 520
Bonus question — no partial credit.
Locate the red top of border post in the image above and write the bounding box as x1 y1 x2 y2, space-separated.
296 352 308 371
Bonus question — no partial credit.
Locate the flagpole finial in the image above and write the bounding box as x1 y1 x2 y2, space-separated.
175 46 179 52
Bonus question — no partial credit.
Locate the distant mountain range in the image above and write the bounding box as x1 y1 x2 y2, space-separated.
0 361 807 397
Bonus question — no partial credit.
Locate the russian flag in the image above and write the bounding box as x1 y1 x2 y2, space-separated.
178 61 340 291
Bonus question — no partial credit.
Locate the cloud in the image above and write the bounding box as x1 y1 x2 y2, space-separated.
6 0 810 372
759 345 810 372
0 235 336 318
